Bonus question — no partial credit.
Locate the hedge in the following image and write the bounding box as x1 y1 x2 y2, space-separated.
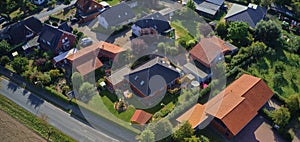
45 86 70 103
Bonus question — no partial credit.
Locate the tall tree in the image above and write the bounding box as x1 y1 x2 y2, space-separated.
249 42 267 59
11 57 29 73
173 121 194 142
286 94 300 113
215 22 227 38
78 82 97 102
71 72 83 91
228 22 251 46
0 40 10 54
148 119 173 141
140 129 155 142
255 20 282 47
270 106 291 127
187 0 196 10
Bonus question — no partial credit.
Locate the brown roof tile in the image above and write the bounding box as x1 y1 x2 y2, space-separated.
177 74 274 135
130 110 152 125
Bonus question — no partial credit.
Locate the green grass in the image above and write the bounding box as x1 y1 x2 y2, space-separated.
246 49 300 98
0 94 76 142
171 21 194 43
9 8 23 19
52 8 76 21
96 0 120 6
77 94 140 134
88 91 136 122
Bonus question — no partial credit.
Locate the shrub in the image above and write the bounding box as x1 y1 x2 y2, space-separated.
52 22 58 27
64 0 71 5
77 32 84 39
0 56 10 66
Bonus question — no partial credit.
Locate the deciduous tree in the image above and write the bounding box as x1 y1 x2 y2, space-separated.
270 106 291 127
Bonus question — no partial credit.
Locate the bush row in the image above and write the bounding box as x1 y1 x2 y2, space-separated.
0 95 76 142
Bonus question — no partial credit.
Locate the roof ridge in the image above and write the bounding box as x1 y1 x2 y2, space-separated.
225 4 248 19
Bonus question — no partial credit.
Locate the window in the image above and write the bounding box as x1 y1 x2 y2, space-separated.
89 7 91 10
47 41 51 46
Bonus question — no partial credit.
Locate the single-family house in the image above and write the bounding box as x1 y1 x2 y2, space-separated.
66 44 103 76
66 41 124 76
194 0 225 18
224 3 267 28
75 0 107 23
5 17 43 45
131 12 174 37
98 41 126 59
124 57 180 97
130 110 152 125
189 36 238 68
177 74 274 139
97 3 136 29
38 24 77 55
106 66 131 92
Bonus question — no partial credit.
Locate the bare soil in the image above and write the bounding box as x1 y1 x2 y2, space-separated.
0 110 46 142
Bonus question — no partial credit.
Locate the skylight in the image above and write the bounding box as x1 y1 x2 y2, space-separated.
140 81 144 86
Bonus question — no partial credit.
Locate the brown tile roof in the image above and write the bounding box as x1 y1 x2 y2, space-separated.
130 110 152 125
177 74 274 135
67 44 103 76
176 104 207 128
99 41 125 54
75 57 103 76
189 36 236 67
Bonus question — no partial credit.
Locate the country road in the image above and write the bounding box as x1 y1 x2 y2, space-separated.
0 78 119 142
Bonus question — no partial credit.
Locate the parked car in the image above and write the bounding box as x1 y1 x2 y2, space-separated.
80 37 93 47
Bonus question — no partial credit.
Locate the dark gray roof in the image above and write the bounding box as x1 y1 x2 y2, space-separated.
6 17 43 45
206 0 224 6
195 0 222 16
99 3 135 27
125 57 180 97
134 12 171 34
58 22 73 33
38 24 63 51
225 4 267 28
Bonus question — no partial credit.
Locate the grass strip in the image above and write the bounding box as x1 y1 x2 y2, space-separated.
0 94 76 142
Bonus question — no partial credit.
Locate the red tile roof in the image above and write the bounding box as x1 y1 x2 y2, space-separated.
177 74 274 135
189 36 233 67
176 104 207 128
67 44 103 76
130 110 152 125
99 41 125 54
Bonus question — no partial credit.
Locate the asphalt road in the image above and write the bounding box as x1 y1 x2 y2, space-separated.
35 0 77 20
0 78 118 142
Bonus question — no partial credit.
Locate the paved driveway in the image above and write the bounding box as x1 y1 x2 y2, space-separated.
234 115 286 142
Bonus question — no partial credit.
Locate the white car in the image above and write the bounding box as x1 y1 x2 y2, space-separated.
80 37 93 47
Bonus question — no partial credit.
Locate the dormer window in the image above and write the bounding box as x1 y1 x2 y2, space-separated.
47 41 51 46
94 5 97 8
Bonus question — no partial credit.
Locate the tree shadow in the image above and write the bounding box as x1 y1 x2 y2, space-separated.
26 94 45 109
7 82 18 92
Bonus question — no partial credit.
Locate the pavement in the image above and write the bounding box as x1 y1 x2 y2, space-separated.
233 115 286 142
35 0 77 20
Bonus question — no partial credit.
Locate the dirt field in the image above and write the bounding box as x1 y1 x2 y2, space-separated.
0 110 46 142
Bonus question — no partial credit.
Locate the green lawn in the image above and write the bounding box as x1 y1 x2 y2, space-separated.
52 8 76 21
171 21 194 41
0 94 76 142
87 90 136 122
9 8 23 19
246 49 300 98
96 0 120 6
